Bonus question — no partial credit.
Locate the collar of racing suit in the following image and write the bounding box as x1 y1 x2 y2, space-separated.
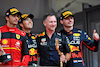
5 24 17 32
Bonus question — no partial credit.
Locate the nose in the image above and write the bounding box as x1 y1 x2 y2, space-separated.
29 19 33 23
68 18 71 22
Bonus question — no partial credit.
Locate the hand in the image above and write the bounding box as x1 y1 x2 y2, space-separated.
60 53 65 63
35 34 38 39
93 29 99 41
65 52 71 61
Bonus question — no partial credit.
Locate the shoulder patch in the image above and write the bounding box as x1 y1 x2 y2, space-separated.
38 32 45 37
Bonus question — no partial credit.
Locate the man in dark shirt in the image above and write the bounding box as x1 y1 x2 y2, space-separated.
36 13 71 66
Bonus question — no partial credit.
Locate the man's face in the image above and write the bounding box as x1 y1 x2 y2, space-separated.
7 14 20 25
44 15 57 31
62 16 74 27
22 17 33 29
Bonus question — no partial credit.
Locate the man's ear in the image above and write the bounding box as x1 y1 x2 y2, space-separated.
60 20 63 24
5 16 9 21
19 23 23 27
43 21 46 26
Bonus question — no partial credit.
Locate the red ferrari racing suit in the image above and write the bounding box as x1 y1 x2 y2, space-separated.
0 24 29 67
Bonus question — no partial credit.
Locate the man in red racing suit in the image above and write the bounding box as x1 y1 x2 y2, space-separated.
0 7 29 67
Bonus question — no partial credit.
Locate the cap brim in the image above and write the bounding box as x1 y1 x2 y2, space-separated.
28 14 34 19
17 12 22 15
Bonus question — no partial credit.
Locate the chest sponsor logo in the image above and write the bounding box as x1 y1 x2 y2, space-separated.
68 44 80 52
15 41 20 49
41 38 46 42
40 42 47 45
28 44 37 48
26 39 37 48
72 52 82 59
2 39 8 45
29 48 37 55
29 56 37 62
66 37 80 44
73 33 80 37
40 38 47 45
16 34 20 39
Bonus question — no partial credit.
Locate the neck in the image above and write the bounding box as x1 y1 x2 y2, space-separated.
63 26 73 31
7 22 16 28
46 29 55 39
22 28 31 34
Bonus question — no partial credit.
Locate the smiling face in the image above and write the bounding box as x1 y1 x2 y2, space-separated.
22 17 33 29
43 15 57 31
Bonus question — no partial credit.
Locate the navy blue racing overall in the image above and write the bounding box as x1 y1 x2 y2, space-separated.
60 28 99 67
26 33 37 66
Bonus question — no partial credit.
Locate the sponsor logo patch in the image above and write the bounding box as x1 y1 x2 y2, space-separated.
16 34 20 39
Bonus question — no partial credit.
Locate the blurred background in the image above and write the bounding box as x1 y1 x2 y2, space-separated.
0 0 100 67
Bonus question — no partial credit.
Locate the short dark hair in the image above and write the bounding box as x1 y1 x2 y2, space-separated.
43 13 56 21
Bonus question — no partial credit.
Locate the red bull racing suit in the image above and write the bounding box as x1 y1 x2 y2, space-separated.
0 24 29 67
26 33 37 66
60 28 99 67
36 31 70 66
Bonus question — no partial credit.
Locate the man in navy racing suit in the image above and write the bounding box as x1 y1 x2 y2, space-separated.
18 14 38 67
59 10 99 67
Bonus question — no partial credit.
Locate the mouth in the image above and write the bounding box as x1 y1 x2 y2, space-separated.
68 22 72 24
14 20 18 23
51 26 56 29
28 23 32 26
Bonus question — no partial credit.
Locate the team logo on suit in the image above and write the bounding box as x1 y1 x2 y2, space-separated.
16 34 20 39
